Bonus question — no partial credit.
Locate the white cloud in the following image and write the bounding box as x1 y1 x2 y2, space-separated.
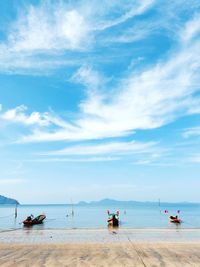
0 2 91 73
9 13 200 143
41 140 156 156
0 105 77 132
106 22 157 44
187 154 200 163
0 178 25 185
1 8 200 145
95 0 155 31
1 105 50 126
77 16 200 132
26 157 120 162
10 0 154 53
0 0 199 76
180 14 200 44
9 4 91 52
70 65 105 90
183 127 200 138
0 0 155 73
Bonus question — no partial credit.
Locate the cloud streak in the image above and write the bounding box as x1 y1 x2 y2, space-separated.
26 157 120 163
0 178 25 185
1 105 50 126
0 0 155 73
41 140 157 156
183 127 200 138
1 3 200 156
10 12 200 144
9 5 91 52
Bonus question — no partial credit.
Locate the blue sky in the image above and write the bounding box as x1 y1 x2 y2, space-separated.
0 0 200 203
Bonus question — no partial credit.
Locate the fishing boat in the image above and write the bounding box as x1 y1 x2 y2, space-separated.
169 215 181 224
107 210 119 227
23 214 46 226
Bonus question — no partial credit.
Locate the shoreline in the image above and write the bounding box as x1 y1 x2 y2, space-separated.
1 228 200 244
1 226 200 231
0 229 200 266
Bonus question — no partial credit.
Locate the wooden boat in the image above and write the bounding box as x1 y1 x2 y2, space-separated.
107 211 119 227
23 214 46 226
169 215 181 224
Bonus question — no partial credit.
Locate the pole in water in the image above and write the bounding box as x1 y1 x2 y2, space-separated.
71 198 74 216
15 204 17 218
158 198 161 213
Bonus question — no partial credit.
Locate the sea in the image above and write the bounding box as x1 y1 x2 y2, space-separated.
0 202 200 230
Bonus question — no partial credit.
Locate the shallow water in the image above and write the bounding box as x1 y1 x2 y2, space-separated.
0 203 200 230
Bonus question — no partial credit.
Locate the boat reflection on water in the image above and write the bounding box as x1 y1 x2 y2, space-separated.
108 224 119 235
23 223 45 230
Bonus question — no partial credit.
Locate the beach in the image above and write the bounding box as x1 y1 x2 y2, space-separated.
0 228 200 266
1 242 200 267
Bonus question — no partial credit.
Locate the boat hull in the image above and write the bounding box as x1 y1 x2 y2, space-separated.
170 219 181 224
169 216 181 224
23 215 46 226
107 218 119 227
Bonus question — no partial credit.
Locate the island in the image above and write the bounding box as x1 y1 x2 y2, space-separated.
0 195 19 205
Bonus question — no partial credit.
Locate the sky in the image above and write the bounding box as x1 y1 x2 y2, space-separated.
0 0 200 204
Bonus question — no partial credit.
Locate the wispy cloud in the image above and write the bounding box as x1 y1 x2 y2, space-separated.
0 105 77 131
41 140 157 156
9 4 91 52
95 0 155 31
2 12 200 144
0 178 25 185
183 127 200 138
180 14 200 44
0 0 155 73
77 14 200 136
191 154 200 163
0 0 199 75
1 105 50 126
26 156 120 163
70 65 106 91
1 3 200 150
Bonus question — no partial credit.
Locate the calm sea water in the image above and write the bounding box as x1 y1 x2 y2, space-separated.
0 203 200 230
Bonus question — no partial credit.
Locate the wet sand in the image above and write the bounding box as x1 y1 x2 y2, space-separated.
1 228 200 243
0 229 200 266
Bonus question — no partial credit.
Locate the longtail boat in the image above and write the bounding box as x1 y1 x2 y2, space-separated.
23 214 46 226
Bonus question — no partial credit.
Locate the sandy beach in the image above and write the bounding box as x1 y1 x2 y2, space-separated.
0 242 200 267
0 228 200 266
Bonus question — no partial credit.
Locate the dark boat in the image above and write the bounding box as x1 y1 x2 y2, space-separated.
23 214 46 226
107 210 119 227
169 215 181 224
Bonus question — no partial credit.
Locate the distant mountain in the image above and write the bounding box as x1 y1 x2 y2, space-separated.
0 195 19 205
77 198 154 206
77 198 199 206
